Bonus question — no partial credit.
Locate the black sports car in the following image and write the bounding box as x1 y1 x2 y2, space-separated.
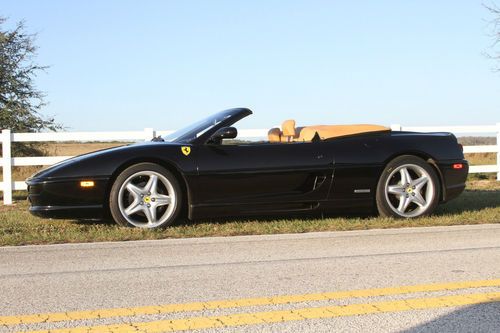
27 108 468 228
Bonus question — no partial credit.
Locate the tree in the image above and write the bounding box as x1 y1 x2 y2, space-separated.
486 4 500 70
0 17 60 155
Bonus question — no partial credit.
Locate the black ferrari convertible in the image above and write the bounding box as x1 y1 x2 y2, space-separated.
27 108 468 228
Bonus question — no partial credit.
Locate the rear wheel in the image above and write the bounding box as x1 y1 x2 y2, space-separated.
109 163 182 228
376 155 440 218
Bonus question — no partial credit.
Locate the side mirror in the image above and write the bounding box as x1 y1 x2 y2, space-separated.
209 127 238 144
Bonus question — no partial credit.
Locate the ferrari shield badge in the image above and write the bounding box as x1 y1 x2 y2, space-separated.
181 146 191 156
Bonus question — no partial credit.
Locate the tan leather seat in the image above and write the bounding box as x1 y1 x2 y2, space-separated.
273 120 390 143
281 119 296 142
296 127 318 142
268 128 281 143
298 124 390 141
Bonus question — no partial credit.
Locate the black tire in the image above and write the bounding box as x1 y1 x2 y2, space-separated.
376 155 440 218
109 163 182 228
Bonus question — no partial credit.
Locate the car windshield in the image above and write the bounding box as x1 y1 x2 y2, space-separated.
162 109 239 143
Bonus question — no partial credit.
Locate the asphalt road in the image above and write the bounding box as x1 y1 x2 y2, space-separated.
0 224 499 332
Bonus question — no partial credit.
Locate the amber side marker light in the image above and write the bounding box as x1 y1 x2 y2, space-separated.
80 180 95 187
453 163 464 170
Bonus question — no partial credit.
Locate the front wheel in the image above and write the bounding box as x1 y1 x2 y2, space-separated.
376 155 440 218
109 163 182 228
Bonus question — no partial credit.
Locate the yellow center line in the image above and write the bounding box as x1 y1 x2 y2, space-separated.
22 292 500 333
1 278 499 326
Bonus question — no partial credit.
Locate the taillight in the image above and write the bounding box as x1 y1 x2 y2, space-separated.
453 163 464 169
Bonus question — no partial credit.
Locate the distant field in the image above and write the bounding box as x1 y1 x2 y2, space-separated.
458 136 496 146
45 142 126 156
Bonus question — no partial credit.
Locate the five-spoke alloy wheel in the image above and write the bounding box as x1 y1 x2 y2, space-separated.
109 163 182 228
376 155 440 218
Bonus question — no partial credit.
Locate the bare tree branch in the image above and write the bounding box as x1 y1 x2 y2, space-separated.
484 3 500 70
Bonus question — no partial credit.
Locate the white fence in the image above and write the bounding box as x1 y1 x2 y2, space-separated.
1 124 499 205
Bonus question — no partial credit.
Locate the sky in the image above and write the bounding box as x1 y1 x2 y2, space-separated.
2 0 499 131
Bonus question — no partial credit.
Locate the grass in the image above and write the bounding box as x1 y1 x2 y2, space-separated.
0 142 498 246
465 153 496 166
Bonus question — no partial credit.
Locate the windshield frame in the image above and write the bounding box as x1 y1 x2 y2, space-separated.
162 108 252 144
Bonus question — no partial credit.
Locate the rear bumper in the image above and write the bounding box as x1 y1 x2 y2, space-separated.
438 159 468 202
27 176 108 220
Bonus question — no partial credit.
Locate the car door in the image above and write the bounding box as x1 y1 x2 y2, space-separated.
190 141 334 216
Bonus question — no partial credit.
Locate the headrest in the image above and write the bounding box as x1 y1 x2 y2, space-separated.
282 119 296 137
297 127 318 142
268 128 281 143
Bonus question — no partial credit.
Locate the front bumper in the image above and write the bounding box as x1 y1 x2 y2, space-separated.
29 205 104 219
27 176 109 219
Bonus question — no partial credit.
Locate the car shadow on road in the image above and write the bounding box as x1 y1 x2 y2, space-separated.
400 299 500 332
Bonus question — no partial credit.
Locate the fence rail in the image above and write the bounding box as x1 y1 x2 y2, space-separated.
1 123 499 205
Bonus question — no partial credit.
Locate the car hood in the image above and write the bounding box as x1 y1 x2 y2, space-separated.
27 141 184 181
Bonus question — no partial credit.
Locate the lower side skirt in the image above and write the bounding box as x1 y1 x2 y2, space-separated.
189 198 374 220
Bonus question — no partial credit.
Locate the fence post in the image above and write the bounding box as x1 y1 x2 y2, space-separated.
144 128 156 141
390 124 402 131
497 123 500 181
2 129 13 205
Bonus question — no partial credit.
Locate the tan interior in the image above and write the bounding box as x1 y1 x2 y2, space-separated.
267 128 281 143
298 124 390 141
281 120 297 142
270 119 390 143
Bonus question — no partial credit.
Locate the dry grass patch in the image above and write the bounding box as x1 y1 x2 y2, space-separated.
464 153 496 166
